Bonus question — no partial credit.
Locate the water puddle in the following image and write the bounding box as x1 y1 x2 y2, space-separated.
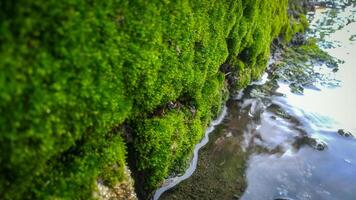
157 1 356 199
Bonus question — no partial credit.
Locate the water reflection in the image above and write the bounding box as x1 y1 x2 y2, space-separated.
242 2 356 199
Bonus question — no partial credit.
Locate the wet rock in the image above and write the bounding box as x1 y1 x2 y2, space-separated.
332 67 339 72
316 142 326 151
96 166 138 200
337 129 353 138
307 137 328 151
267 104 292 120
271 116 277 120
349 35 356 41
250 88 266 99
346 18 352 25
289 83 304 94
291 33 307 46
294 136 328 151
271 36 341 92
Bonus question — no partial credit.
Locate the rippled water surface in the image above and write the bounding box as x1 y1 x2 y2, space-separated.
158 2 356 200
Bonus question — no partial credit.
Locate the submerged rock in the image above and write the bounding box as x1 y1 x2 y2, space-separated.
294 136 328 151
337 129 354 138
289 83 304 94
290 32 307 46
308 137 328 151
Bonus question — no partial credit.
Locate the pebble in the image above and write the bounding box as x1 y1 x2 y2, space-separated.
337 129 353 137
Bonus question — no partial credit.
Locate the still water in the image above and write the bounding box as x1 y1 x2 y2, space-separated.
157 1 356 200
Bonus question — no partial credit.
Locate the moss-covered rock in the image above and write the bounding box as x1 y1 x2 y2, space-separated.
269 38 341 94
0 0 307 199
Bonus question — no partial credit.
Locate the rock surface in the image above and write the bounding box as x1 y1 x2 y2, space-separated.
96 166 138 200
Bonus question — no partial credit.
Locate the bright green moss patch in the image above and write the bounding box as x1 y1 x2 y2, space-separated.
0 0 306 199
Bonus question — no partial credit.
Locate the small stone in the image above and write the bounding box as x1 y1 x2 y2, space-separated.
289 83 304 94
337 129 353 137
332 67 339 72
307 137 327 151
226 132 233 138
316 143 326 151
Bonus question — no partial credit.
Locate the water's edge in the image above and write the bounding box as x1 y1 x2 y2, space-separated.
152 106 228 200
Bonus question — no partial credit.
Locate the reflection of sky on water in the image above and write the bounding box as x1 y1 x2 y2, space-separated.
242 3 356 200
283 8 356 134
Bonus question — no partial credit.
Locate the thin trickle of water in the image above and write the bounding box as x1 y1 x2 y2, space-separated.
152 106 227 200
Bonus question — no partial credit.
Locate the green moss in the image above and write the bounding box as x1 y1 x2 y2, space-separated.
27 129 127 199
134 111 191 189
224 0 293 89
282 15 309 42
0 0 305 199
